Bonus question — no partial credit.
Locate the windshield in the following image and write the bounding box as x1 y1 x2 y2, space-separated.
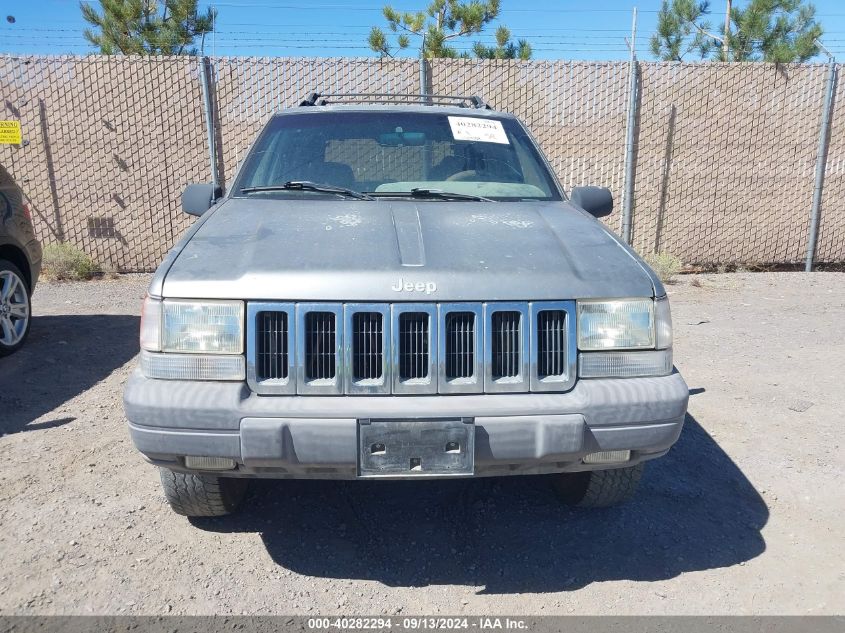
232 110 561 201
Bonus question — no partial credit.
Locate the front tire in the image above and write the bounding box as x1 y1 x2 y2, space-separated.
0 259 32 357
552 463 644 508
159 468 249 517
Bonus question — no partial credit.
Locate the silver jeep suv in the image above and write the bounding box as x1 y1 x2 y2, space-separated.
123 94 688 517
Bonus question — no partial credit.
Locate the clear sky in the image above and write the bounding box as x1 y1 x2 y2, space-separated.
2 0 845 61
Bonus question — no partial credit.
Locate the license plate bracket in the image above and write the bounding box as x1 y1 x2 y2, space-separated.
357 418 475 478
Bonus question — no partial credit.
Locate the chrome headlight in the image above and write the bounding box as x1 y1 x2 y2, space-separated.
139 296 245 380
577 299 655 350
577 297 673 378
161 299 243 354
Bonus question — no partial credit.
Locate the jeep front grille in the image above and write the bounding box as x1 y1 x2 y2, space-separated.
392 304 437 394
445 312 475 380
305 311 337 381
483 303 529 392
256 310 288 381
398 312 429 380
246 301 575 395
537 309 566 378
352 312 384 380
491 311 520 379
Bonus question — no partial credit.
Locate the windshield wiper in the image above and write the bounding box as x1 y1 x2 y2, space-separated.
240 181 374 201
368 188 494 202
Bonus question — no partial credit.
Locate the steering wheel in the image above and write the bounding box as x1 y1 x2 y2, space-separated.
446 159 524 182
446 170 479 182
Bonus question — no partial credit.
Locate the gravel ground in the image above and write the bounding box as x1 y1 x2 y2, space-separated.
0 272 843 615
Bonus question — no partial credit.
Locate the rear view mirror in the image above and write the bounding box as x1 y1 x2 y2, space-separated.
570 186 613 219
182 183 221 216
378 132 426 147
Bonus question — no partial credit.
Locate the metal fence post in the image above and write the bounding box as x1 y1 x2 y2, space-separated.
199 56 219 190
419 34 430 104
419 57 427 102
620 7 639 245
805 56 837 272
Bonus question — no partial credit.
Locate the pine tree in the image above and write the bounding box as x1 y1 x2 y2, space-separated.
472 26 531 60
727 0 822 62
651 0 715 62
650 0 822 63
367 0 531 60
80 0 215 55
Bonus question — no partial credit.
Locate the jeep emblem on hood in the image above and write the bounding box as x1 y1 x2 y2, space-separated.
391 278 437 295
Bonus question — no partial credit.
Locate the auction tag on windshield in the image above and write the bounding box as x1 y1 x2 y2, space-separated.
448 116 509 144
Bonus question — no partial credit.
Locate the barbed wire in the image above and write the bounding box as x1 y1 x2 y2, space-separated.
9 28 845 41
4 3 845 58
193 1 845 17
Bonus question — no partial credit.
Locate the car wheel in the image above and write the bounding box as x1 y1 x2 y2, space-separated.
159 468 249 517
0 259 32 357
552 463 644 508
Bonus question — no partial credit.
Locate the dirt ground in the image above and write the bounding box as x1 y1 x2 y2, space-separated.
0 272 843 616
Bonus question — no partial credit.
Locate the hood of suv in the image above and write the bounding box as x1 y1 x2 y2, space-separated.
161 198 655 301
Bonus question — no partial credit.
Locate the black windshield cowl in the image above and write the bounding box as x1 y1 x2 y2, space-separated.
239 181 375 201
369 188 495 202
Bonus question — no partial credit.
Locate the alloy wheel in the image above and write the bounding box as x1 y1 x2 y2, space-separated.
0 269 29 347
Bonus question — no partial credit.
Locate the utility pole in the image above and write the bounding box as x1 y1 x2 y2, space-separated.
419 33 428 103
722 0 732 61
805 40 837 272
199 57 219 192
621 6 638 245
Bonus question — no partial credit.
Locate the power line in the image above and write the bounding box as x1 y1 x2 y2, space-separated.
8 25 845 35
0 41 634 52
198 2 661 11
0 29 652 40
8 30 845 46
195 3 845 18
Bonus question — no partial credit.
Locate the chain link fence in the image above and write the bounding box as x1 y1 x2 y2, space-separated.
430 60 630 223
0 55 206 270
1 54 843 272
214 57 421 184
633 62 832 265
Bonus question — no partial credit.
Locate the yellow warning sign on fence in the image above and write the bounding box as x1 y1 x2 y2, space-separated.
0 120 22 145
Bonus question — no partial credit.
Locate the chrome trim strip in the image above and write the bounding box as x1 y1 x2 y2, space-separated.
529 301 577 392
483 302 530 393
295 303 344 395
437 303 484 394
344 303 391 395
246 302 296 395
391 303 438 394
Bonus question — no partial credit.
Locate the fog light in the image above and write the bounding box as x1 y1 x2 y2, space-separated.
583 450 631 465
184 456 236 471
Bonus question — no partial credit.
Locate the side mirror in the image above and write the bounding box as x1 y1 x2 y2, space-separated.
182 183 221 216
570 186 613 219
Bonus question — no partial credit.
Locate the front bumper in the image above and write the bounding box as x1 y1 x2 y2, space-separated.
123 369 688 478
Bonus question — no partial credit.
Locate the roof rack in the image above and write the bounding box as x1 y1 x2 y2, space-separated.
298 92 491 109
